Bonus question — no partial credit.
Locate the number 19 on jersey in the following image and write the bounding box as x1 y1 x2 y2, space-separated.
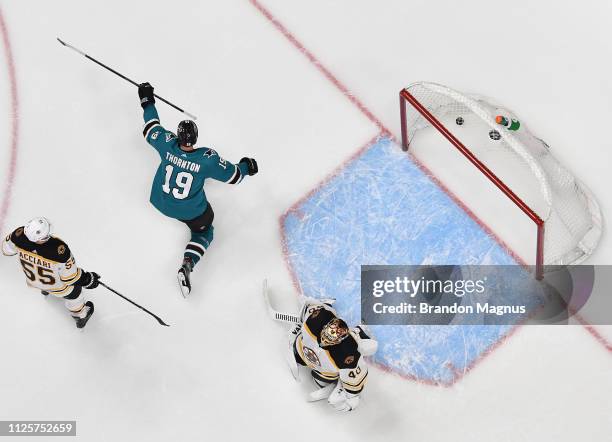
162 165 194 200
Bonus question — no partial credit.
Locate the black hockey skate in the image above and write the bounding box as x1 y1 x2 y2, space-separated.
177 257 194 298
74 301 94 329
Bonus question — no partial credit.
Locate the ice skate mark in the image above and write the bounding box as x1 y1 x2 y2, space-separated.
0 7 19 233
279 133 381 295
366 357 446 388
281 135 526 386
98 312 143 324
446 324 524 384
251 1 612 355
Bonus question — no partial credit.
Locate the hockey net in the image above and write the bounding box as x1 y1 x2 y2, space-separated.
400 82 603 278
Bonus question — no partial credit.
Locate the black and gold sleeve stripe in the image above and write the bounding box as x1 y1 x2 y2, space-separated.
47 285 75 297
341 370 368 394
61 268 82 285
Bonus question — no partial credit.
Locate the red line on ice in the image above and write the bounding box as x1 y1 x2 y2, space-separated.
0 6 19 234
249 0 612 364
249 0 388 134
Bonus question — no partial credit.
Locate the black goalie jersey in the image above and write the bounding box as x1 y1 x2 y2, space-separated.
296 304 369 395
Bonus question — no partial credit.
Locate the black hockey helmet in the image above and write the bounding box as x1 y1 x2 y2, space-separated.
177 120 198 147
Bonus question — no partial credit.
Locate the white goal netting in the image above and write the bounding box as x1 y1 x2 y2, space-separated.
401 82 603 268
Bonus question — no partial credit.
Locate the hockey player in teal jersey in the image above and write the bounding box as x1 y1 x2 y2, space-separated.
138 82 258 297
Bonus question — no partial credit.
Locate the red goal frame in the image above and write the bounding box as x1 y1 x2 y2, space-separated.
399 88 545 279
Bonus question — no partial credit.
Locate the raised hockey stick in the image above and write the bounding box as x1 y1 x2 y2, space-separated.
262 279 300 324
57 38 198 120
99 282 170 327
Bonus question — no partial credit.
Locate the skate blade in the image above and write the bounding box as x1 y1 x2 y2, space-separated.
76 303 95 329
177 272 191 298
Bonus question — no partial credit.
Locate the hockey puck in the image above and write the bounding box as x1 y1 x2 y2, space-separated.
489 130 501 141
456 117 464 126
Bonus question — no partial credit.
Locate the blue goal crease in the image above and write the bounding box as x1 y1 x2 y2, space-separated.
282 136 525 385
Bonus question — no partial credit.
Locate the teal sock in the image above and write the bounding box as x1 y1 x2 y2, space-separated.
184 226 214 267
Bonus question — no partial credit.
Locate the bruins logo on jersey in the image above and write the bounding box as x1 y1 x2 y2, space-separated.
16 228 23 237
344 355 355 365
302 346 321 367
58 245 66 255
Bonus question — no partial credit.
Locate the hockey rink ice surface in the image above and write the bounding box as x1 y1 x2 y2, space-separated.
1 1 612 441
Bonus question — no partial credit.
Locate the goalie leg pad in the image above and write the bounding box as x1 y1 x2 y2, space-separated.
307 371 338 402
328 384 360 412
287 338 306 381
307 383 335 402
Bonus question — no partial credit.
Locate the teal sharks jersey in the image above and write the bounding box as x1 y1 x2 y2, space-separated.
142 104 250 220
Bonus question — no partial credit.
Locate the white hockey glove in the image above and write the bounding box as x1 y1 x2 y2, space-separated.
1 235 17 256
298 296 336 322
328 384 360 412
350 325 378 357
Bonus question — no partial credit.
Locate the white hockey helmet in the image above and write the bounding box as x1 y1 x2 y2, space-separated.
24 217 52 243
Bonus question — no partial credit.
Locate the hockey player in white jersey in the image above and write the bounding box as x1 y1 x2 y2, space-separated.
2 217 100 328
288 298 376 412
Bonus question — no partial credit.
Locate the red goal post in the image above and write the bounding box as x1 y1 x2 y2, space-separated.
399 82 602 279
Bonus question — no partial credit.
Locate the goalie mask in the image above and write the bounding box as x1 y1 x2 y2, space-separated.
320 318 349 347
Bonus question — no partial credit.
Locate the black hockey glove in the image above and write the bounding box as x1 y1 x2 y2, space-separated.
239 157 258 176
84 272 101 290
138 82 155 108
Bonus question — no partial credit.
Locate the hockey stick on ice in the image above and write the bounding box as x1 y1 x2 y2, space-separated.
57 38 198 120
99 282 170 327
262 279 300 324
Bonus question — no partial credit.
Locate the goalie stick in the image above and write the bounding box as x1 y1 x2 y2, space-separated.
262 279 378 356
262 279 300 324
263 279 325 401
